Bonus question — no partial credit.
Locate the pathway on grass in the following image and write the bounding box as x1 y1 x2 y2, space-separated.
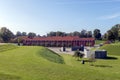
47 47 75 55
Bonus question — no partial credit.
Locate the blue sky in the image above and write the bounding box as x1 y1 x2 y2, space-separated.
0 0 120 35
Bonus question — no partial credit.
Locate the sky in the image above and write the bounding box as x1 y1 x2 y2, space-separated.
0 0 120 35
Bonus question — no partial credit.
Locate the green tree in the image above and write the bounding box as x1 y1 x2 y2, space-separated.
107 30 115 42
16 31 22 37
28 32 36 38
47 32 56 37
118 29 120 41
0 27 14 42
103 33 108 40
56 31 65 36
111 26 118 39
73 31 81 37
87 31 92 38
104 24 120 41
67 32 73 36
80 29 87 38
37 34 41 37
0 37 3 42
93 29 101 40
22 32 27 36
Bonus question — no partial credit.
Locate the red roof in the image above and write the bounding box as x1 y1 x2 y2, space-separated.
23 36 95 41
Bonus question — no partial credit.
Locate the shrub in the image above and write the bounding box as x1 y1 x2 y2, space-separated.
73 50 84 60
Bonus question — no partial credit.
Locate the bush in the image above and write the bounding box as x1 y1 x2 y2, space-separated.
73 50 84 60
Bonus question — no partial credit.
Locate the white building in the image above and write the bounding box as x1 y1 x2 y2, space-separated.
84 48 95 58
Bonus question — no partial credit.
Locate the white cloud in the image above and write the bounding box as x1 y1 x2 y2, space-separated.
99 13 120 20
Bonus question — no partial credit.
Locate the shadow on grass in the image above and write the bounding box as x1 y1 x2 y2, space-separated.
91 65 112 68
105 56 118 60
84 56 118 60
37 47 65 64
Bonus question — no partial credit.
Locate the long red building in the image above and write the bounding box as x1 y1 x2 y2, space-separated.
23 36 95 47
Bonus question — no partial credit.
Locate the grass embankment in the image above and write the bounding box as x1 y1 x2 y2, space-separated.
100 43 120 56
95 40 105 45
0 45 120 80
0 44 18 52
38 47 64 64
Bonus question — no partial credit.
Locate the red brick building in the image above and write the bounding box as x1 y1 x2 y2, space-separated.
23 36 95 47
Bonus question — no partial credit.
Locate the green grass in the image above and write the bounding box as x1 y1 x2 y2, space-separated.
0 44 18 52
0 44 120 80
37 47 64 64
100 43 120 56
95 40 105 45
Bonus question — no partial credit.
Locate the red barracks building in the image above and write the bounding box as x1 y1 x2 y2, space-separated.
23 36 95 47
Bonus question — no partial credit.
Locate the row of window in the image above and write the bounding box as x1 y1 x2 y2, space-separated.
24 40 94 43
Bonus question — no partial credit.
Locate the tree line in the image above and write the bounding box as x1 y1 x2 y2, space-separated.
0 27 38 43
103 24 120 42
47 30 93 38
1 24 120 43
0 27 102 43
47 29 102 40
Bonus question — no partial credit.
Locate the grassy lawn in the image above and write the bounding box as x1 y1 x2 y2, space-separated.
100 43 120 56
37 47 64 64
0 44 18 52
95 40 105 45
0 45 120 80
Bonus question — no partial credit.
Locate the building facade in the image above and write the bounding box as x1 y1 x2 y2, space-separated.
23 36 95 47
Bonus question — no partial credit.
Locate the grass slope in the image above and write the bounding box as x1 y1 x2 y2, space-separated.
38 47 64 64
100 43 120 56
95 40 105 45
0 45 120 80
0 44 18 52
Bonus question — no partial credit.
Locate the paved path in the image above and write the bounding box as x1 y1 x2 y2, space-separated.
0 43 6 45
47 46 94 55
47 47 75 55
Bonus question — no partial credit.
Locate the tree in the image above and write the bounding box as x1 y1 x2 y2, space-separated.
28 32 36 38
0 27 14 42
104 24 120 41
109 24 120 40
80 29 87 38
103 33 108 40
107 30 115 42
37 34 41 37
73 31 81 37
118 29 120 41
66 32 73 36
47 31 66 37
0 37 3 42
111 26 118 40
21 32 27 36
93 29 101 40
47 32 56 37
16 31 22 37
87 31 92 38
56 31 65 36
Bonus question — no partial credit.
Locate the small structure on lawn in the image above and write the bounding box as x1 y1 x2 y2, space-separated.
83 49 107 59
60 47 66 52
95 50 107 59
71 45 84 51
84 48 94 58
